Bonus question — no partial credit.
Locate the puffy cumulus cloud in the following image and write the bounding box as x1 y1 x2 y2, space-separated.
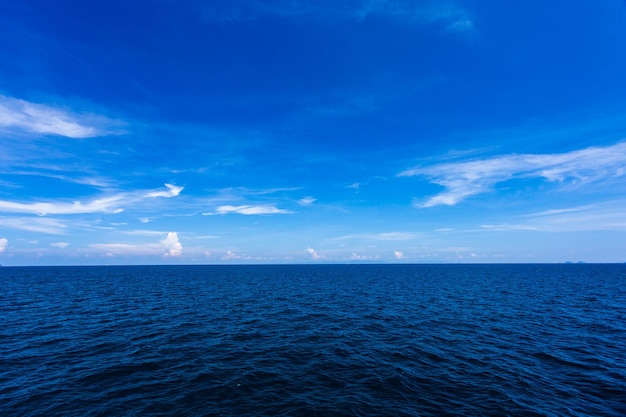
221 250 240 260
0 237 7 253
306 246 323 260
204 205 292 215
50 242 69 249
394 250 405 259
90 232 183 257
0 94 123 138
161 232 182 257
400 142 626 208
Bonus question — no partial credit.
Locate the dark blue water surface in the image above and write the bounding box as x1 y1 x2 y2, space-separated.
1 264 625 416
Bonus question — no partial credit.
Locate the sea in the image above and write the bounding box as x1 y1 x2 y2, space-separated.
1 264 625 416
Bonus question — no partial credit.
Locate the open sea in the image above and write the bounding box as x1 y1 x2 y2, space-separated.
1 264 625 416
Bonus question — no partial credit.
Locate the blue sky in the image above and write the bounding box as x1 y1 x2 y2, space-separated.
1 0 626 265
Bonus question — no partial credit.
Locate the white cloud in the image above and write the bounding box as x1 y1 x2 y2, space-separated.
522 205 595 218
222 250 240 260
480 224 541 232
0 95 123 138
0 170 116 190
50 242 69 249
204 205 292 215
121 230 169 236
0 183 183 216
394 250 404 259
0 238 7 253
298 196 316 206
91 243 152 256
513 201 626 232
0 196 126 216
400 142 626 208
90 232 183 257
306 246 323 260
0 216 67 234
161 232 183 257
146 183 183 198
349 252 371 261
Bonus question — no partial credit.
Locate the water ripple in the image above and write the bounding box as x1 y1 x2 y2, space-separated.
1 264 625 416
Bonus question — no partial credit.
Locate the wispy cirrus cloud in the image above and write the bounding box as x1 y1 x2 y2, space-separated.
203 205 292 215
146 184 184 198
1 169 117 189
0 95 124 138
400 142 626 208
354 0 474 31
0 216 67 234
0 183 183 216
203 0 473 32
298 196 316 206
507 201 626 232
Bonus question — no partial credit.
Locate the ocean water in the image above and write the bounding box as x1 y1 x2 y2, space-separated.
1 264 625 416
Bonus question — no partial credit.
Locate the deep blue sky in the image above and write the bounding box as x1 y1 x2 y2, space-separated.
1 0 626 264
